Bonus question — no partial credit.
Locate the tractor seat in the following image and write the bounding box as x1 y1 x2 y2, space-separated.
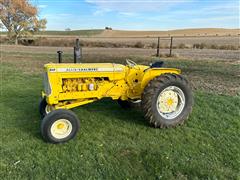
150 61 164 68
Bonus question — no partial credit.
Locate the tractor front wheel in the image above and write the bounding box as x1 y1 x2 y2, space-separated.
39 98 47 118
39 98 54 119
41 109 80 143
141 74 193 128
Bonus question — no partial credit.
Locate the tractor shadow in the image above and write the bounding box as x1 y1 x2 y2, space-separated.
2 86 148 141
76 98 149 126
76 98 149 127
1 67 148 141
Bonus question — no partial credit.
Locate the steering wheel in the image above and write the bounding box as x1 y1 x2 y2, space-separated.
126 59 137 67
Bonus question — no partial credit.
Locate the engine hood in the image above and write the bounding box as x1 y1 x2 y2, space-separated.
44 63 126 73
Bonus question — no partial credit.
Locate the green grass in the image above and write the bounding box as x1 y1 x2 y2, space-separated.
0 60 240 179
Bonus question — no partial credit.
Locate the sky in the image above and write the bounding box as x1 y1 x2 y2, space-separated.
33 0 239 30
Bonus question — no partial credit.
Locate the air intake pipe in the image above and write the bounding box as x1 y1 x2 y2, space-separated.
74 39 82 63
57 51 63 63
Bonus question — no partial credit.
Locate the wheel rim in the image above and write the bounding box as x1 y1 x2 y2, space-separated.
156 86 185 120
45 105 54 114
50 119 73 139
45 105 51 114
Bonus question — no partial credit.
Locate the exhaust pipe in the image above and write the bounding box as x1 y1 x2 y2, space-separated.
57 51 63 63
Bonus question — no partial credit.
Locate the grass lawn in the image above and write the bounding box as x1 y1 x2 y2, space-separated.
0 53 240 179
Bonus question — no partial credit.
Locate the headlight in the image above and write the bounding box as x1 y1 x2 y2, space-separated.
43 73 51 96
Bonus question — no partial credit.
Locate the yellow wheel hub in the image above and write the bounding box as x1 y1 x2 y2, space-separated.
167 98 174 106
156 86 186 120
57 123 65 129
158 90 179 113
50 119 72 139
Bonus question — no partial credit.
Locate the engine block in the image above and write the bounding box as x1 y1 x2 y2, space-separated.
62 78 98 92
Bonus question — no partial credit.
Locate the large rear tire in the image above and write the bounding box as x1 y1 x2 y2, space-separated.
141 73 193 128
41 109 80 143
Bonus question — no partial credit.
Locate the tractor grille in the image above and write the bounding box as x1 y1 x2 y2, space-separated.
43 73 51 96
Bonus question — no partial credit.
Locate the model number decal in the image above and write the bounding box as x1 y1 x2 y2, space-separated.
58 68 98 72
49 68 56 72
52 67 123 72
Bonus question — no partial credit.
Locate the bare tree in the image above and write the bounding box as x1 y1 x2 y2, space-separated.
0 0 47 44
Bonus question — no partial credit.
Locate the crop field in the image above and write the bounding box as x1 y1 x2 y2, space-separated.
10 36 239 50
2 28 237 36
1 29 240 50
2 44 240 62
0 45 240 179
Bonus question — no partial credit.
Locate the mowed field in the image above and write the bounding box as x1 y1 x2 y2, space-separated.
0 43 240 179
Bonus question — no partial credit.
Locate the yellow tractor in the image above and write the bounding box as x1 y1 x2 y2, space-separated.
40 47 193 143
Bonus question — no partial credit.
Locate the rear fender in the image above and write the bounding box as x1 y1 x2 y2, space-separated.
141 68 181 89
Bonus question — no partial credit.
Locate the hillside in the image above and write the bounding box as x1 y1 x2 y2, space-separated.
1 28 239 37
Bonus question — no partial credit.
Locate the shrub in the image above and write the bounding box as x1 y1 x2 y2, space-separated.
105 27 112 30
134 41 144 48
193 43 207 49
192 43 238 50
199 43 207 49
219 45 238 50
210 44 218 49
0 36 10 44
178 43 186 49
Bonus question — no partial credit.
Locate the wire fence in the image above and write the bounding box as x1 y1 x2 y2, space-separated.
16 35 239 53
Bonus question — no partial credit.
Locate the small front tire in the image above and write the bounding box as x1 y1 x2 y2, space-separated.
41 109 80 143
39 98 48 119
39 98 54 119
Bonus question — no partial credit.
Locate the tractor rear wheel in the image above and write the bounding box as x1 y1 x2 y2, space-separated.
41 109 80 143
141 73 193 128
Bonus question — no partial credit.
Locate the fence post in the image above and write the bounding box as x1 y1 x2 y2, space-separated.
156 37 160 57
74 38 82 63
169 37 173 57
